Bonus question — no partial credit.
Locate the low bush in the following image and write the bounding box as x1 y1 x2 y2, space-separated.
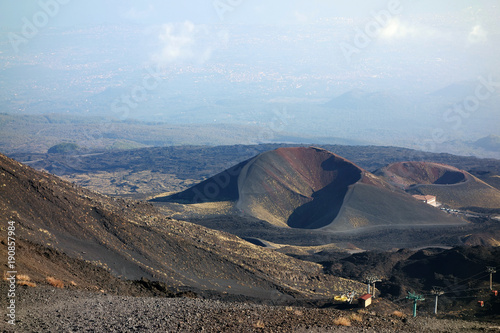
46 276 64 288
392 310 406 318
17 280 37 287
333 317 351 326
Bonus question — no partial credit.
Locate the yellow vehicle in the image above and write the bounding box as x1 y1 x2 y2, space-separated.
334 295 348 302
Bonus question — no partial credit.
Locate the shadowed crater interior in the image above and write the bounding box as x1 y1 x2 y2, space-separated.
286 156 362 229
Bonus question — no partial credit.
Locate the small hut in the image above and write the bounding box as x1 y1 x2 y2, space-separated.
358 294 372 308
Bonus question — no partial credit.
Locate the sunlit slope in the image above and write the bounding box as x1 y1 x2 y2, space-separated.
328 182 463 232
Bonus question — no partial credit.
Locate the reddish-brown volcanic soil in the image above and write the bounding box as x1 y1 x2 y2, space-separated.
237 147 363 228
375 162 467 189
375 161 500 209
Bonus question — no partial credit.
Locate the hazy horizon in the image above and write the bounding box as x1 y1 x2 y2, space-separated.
1 1 499 156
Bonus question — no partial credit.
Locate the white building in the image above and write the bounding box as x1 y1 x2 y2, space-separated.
412 194 438 207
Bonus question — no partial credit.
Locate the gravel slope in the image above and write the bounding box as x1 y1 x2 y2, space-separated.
2 285 499 333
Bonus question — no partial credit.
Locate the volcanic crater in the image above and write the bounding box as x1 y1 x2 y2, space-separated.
375 161 468 189
376 161 500 209
158 147 463 232
237 147 364 229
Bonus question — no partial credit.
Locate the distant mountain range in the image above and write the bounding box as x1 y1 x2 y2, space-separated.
474 135 500 152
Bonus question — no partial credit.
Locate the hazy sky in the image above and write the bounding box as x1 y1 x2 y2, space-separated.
0 1 499 151
1 1 499 95
1 0 498 27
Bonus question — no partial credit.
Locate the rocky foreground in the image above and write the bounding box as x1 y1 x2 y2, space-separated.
2 285 499 333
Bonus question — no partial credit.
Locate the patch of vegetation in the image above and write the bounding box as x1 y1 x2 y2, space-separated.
48 143 79 154
16 274 37 287
333 316 351 326
46 276 65 288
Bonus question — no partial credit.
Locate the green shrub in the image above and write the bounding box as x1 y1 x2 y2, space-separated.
47 143 79 154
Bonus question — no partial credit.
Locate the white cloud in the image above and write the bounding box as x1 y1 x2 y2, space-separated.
152 21 213 66
378 19 490 48
468 25 488 43
378 18 441 41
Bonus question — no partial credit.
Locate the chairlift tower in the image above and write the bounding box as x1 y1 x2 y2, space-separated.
365 275 382 298
431 287 444 315
487 267 496 290
406 291 425 317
